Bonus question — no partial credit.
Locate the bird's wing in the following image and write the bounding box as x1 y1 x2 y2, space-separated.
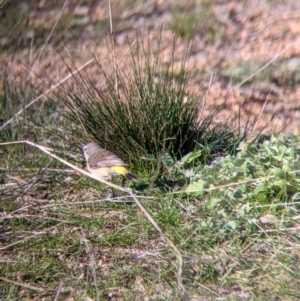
89 152 128 168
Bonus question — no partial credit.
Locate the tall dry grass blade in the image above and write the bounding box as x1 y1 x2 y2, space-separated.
0 58 94 131
30 0 69 72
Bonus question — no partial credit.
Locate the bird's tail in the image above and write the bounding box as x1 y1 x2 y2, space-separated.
126 172 137 181
110 166 137 181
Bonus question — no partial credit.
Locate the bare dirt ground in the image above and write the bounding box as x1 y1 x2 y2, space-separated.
1 0 300 133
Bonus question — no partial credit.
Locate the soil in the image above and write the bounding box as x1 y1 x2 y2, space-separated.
1 0 300 134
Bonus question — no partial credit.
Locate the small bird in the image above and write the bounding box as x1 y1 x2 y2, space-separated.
82 142 136 181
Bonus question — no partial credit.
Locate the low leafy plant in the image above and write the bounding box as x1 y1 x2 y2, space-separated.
185 134 300 212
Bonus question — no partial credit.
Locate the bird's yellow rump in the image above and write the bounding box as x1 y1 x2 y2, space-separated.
82 142 136 181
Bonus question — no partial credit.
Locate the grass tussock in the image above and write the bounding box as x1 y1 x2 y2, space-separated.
55 33 240 178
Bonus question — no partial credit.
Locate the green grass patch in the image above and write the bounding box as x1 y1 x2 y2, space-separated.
2 118 300 300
